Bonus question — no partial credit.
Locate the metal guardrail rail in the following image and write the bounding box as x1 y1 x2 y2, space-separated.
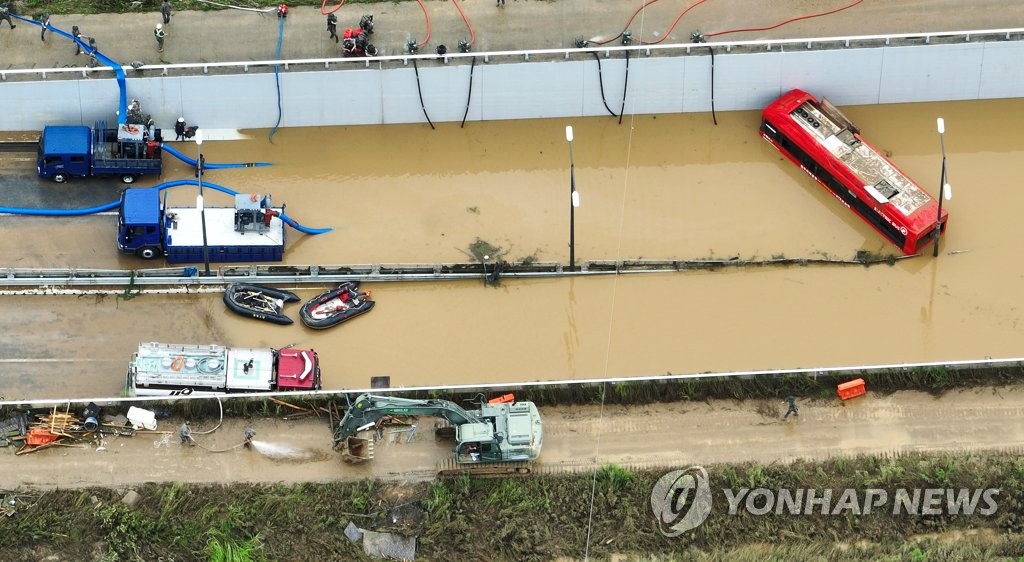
2 355 1021 409
2 27 1022 81
0 254 905 289
0 260 690 289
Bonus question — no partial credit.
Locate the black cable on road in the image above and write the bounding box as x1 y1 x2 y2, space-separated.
461 56 477 128
412 59 436 130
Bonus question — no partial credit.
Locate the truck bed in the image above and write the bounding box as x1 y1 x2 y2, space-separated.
164 207 286 264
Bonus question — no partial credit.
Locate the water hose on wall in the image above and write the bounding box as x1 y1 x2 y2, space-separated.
12 16 128 124
269 15 286 142
460 56 477 128
412 60 436 130
590 52 619 118
619 50 630 125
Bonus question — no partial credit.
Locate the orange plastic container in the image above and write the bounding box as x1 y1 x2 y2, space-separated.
837 378 866 400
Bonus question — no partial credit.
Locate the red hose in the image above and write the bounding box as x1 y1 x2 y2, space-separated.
321 0 344 16
590 0 661 46
451 0 475 46
706 0 863 38
640 0 712 46
416 0 431 49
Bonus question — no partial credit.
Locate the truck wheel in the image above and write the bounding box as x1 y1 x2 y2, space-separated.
136 247 160 260
53 173 69 184
121 174 137 184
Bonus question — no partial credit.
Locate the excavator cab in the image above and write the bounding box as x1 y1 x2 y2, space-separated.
455 423 504 463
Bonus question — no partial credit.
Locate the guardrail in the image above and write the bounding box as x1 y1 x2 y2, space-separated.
2 355 1021 409
0 254 907 289
2 27 1023 81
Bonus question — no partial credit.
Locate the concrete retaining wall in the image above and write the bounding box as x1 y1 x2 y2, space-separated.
2 39 1023 131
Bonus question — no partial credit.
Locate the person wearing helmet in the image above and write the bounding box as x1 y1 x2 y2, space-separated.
154 22 165 53
174 117 186 141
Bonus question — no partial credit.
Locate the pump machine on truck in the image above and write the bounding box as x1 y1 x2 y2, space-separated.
118 187 286 263
38 101 163 184
333 393 544 476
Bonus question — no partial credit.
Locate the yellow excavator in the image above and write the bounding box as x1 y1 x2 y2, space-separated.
333 393 543 476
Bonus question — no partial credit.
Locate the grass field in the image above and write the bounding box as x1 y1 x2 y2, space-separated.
3 451 1023 561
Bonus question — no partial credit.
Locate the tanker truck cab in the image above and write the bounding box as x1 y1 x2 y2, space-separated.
37 126 91 183
118 187 164 259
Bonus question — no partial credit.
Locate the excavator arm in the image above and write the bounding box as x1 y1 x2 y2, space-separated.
333 394 482 445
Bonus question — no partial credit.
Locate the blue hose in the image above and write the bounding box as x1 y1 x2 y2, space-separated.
13 15 128 124
0 201 118 216
1 181 332 235
160 143 271 169
269 16 285 142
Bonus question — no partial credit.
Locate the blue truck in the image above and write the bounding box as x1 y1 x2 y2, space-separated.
37 122 163 184
117 188 286 264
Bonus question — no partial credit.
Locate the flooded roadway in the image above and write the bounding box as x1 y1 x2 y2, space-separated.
2 97 1023 400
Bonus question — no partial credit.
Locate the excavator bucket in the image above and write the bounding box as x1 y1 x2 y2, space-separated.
340 436 374 464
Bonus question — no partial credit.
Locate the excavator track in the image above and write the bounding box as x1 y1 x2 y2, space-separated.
437 458 532 478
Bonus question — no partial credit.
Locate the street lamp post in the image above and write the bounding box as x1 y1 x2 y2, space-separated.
566 125 580 272
933 117 953 258
195 129 211 276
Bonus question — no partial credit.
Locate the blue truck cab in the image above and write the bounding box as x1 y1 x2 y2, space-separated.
118 187 164 259
38 123 162 184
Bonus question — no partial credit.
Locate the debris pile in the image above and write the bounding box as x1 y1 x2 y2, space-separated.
11 403 137 455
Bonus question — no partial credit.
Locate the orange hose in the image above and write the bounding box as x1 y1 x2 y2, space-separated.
321 0 344 16
451 0 475 46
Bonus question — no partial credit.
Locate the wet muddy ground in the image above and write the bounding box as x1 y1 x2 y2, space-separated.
2 98 1023 400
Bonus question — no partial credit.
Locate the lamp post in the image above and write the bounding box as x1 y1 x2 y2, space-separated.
566 125 580 272
194 129 211 276
933 117 953 258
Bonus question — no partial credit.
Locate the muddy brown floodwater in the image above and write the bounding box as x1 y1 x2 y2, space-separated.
2 98 1024 400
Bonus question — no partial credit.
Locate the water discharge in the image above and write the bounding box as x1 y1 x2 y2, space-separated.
250 440 314 460
2 98 1024 400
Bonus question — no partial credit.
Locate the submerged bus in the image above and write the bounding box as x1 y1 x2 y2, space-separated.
760 89 947 255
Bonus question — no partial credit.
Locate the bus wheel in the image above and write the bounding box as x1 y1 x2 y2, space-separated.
137 247 160 259
53 173 68 183
121 174 137 184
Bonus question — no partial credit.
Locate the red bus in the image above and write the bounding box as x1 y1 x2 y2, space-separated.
760 89 947 255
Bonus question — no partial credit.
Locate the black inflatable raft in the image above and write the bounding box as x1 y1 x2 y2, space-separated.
223 283 300 325
299 281 375 329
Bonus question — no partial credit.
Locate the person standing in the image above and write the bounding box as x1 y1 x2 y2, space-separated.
179 421 195 445
154 23 165 53
39 12 50 42
783 395 799 420
174 117 186 141
326 13 338 43
160 0 172 24
0 2 16 30
72 25 83 55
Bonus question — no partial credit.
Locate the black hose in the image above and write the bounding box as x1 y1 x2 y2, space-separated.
590 51 618 118
707 46 718 125
461 56 477 129
412 59 436 130
618 50 630 125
